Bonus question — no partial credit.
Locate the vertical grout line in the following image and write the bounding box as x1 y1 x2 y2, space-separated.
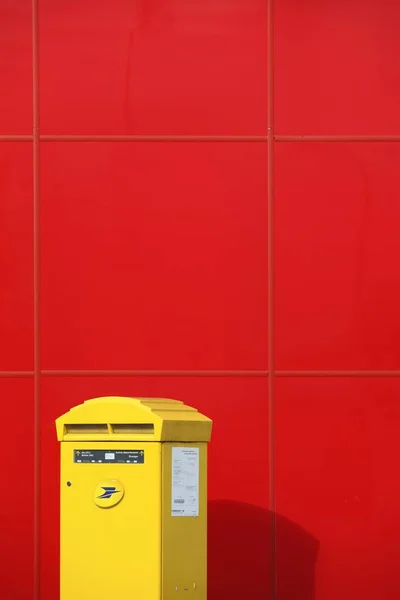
32 0 41 599
267 0 276 598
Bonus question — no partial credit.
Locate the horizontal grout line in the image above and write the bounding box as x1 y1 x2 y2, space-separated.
2 134 399 143
276 370 400 377
40 135 268 143
2 370 400 378
41 369 269 377
0 371 34 378
0 135 33 142
2 134 400 143
275 135 400 142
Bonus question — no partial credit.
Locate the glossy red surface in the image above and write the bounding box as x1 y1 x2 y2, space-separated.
41 142 268 370
0 2 32 134
0 378 34 600
39 0 268 135
39 376 269 600
276 142 400 370
275 0 400 134
0 143 33 370
2 0 400 599
276 377 400 600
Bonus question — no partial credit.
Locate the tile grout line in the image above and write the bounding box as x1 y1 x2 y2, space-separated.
0 371 35 378
38 134 400 142
40 369 269 378
3 134 400 143
4 369 400 378
32 0 41 598
274 135 400 142
0 135 34 141
276 370 400 377
40 134 268 142
267 0 277 597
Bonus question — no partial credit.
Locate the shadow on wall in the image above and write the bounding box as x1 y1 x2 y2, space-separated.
208 500 319 600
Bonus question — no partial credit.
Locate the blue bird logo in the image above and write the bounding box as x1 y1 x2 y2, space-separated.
97 486 121 499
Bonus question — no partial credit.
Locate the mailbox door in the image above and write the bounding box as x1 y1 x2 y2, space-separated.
60 441 161 600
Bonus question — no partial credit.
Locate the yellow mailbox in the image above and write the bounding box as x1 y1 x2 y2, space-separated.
56 396 212 600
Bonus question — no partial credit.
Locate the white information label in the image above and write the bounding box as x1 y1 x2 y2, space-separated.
171 447 199 517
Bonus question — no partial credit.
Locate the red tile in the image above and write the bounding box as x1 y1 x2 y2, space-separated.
276 377 400 600
0 143 33 370
0 378 34 600
276 142 400 370
40 375 269 600
0 1 32 134
41 142 268 370
275 0 400 135
39 0 267 135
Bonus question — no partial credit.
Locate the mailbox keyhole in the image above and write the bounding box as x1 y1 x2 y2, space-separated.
67 481 72 487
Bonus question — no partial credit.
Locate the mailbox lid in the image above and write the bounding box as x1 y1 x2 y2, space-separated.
56 396 212 443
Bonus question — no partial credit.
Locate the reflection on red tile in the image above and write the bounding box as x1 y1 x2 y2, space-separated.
40 376 269 600
276 377 400 600
39 0 267 135
0 144 33 370
276 142 400 370
275 0 400 135
0 1 32 134
0 378 34 600
41 142 268 371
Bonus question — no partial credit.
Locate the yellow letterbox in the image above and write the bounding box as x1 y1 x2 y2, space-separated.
56 396 212 600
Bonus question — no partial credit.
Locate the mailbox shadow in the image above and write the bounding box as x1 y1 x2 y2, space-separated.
208 500 319 600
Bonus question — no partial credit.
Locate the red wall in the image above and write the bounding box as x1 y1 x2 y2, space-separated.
1 1 400 599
